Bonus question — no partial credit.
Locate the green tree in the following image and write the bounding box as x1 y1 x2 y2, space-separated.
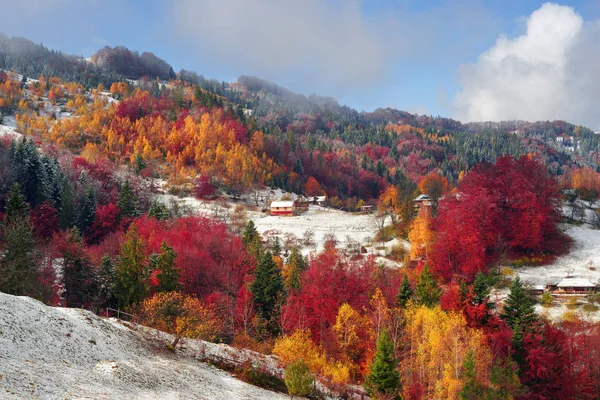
284 246 305 292
397 274 414 307
75 185 96 234
250 251 284 333
5 182 28 223
154 241 180 293
133 153 146 174
473 271 491 305
114 224 148 308
364 330 401 399
59 178 74 229
61 228 97 307
118 180 138 219
415 265 441 308
284 359 314 399
242 220 262 260
500 276 537 332
147 198 169 220
97 255 116 308
459 350 486 399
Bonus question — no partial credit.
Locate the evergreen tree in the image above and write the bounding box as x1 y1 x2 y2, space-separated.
459 350 486 399
500 276 537 332
397 274 414 307
473 271 491 305
5 182 28 223
284 246 306 292
97 255 117 309
250 251 284 333
75 185 96 234
154 241 180 293
133 153 146 174
0 195 40 297
364 330 401 399
242 220 262 260
272 236 281 256
59 177 74 229
415 265 441 308
61 228 97 307
118 181 138 219
147 198 169 220
114 224 148 308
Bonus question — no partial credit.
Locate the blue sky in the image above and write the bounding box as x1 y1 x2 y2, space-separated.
2 0 600 126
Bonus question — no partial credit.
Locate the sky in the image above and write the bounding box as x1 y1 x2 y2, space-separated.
1 0 600 128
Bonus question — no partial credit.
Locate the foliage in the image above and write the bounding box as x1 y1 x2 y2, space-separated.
364 330 400 399
415 265 441 308
284 359 314 398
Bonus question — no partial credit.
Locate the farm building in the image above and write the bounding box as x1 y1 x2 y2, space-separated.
270 200 295 216
361 205 373 214
413 194 432 210
310 196 327 206
294 197 309 212
555 278 597 294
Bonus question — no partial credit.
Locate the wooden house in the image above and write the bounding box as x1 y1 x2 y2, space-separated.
556 278 597 294
413 194 432 210
270 200 295 216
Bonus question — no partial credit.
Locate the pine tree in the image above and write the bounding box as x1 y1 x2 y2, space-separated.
459 350 487 399
364 330 401 399
272 236 281 256
397 274 414 307
415 265 441 308
154 241 180 293
473 271 490 304
97 255 116 308
75 185 96 234
114 224 148 308
118 181 138 219
250 251 284 333
61 228 97 307
59 178 74 229
147 198 169 220
500 276 537 332
5 182 28 223
284 246 305 292
242 220 262 260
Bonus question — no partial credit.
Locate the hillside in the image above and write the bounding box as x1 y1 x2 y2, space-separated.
0 292 288 400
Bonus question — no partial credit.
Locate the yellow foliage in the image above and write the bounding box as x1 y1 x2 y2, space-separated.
408 207 434 260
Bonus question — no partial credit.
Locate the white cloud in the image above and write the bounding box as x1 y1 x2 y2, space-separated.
454 3 600 128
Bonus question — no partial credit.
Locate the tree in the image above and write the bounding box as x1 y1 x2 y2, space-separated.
97 255 116 309
58 228 97 307
75 185 96 234
283 246 305 292
242 220 262 260
397 274 414 308
500 276 537 332
364 330 401 399
408 207 434 260
147 199 169 220
304 176 324 197
459 350 487 399
114 223 148 308
284 359 314 399
153 241 180 293
138 292 221 348
415 265 441 308
418 172 451 211
250 251 285 334
5 182 28 223
118 180 137 219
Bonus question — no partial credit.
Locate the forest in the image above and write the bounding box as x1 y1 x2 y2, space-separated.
2 39 600 399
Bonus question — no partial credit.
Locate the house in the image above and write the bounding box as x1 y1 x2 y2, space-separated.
413 194 432 210
527 285 546 295
361 205 373 214
556 278 597 294
311 196 327 206
294 197 309 212
270 200 295 216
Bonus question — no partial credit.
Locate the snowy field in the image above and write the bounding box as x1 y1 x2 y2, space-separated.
0 293 289 400
516 225 600 287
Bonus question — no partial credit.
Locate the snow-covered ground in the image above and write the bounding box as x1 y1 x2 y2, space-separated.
516 225 600 287
0 293 289 399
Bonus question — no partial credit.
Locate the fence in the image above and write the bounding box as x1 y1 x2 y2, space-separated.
105 307 136 322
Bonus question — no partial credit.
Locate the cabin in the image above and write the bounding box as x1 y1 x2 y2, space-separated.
270 200 295 216
413 194 432 210
527 285 546 295
311 196 327 206
361 205 373 214
556 278 597 294
294 197 309 212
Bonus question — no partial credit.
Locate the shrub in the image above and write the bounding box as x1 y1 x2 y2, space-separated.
284 360 314 398
540 293 553 308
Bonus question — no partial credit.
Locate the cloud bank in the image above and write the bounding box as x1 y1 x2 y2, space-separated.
454 2 600 129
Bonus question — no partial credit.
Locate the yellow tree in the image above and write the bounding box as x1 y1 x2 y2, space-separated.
408 207 434 260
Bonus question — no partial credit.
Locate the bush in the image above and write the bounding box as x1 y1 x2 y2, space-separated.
238 361 287 394
540 292 553 308
284 360 315 398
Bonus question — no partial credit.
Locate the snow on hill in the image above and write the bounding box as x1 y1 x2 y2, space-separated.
0 293 289 399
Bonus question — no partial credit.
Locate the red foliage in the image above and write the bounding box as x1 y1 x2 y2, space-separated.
304 176 324 196
115 92 158 122
193 175 217 200
87 203 121 244
30 201 59 241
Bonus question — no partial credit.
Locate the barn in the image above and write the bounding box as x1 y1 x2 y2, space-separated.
270 200 295 216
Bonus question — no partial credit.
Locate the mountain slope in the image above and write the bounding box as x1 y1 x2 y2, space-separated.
0 293 288 399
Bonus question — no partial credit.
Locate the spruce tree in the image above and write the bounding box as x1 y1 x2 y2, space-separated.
75 185 96 234
459 350 486 399
154 241 180 293
250 251 284 332
415 265 441 308
61 228 97 307
397 274 414 307
364 330 401 399
118 180 138 219
242 220 262 260
500 276 537 331
147 198 169 220
473 271 490 305
284 246 306 292
59 178 74 229
114 224 148 308
97 255 117 309
5 182 28 223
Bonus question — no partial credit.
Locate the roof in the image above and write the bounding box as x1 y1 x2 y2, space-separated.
312 196 326 201
557 278 596 288
414 194 432 202
270 201 294 208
